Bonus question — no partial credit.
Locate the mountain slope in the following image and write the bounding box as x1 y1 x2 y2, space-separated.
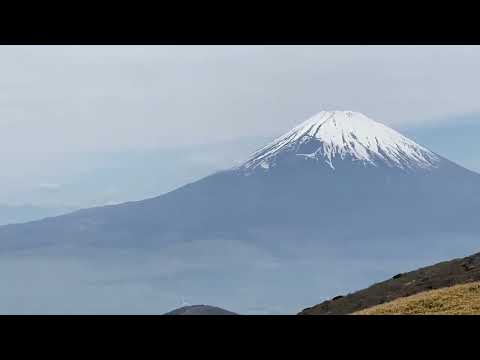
354 282 480 315
299 251 480 315
0 204 74 226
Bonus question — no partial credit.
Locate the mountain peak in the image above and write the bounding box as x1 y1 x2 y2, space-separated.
163 305 237 315
240 110 441 172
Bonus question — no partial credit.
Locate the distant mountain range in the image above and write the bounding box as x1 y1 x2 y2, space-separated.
1 110 479 314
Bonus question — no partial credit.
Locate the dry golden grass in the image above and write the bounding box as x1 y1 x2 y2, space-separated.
353 282 480 315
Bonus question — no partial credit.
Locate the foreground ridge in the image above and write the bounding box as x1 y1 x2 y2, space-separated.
299 251 480 315
354 282 480 315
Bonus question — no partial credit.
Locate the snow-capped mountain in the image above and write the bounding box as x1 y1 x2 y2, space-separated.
241 111 440 172
1 110 480 314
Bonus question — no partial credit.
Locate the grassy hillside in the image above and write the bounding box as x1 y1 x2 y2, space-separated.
354 282 480 315
299 251 480 315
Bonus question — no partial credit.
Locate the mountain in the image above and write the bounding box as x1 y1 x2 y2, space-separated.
2 111 478 253
164 305 237 315
1 110 479 314
299 250 480 315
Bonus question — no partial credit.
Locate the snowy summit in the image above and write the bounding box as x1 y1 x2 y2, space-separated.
240 111 440 172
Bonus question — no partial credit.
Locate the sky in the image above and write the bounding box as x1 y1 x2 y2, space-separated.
1 45 479 208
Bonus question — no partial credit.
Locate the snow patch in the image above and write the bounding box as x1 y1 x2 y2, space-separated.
239 111 440 172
